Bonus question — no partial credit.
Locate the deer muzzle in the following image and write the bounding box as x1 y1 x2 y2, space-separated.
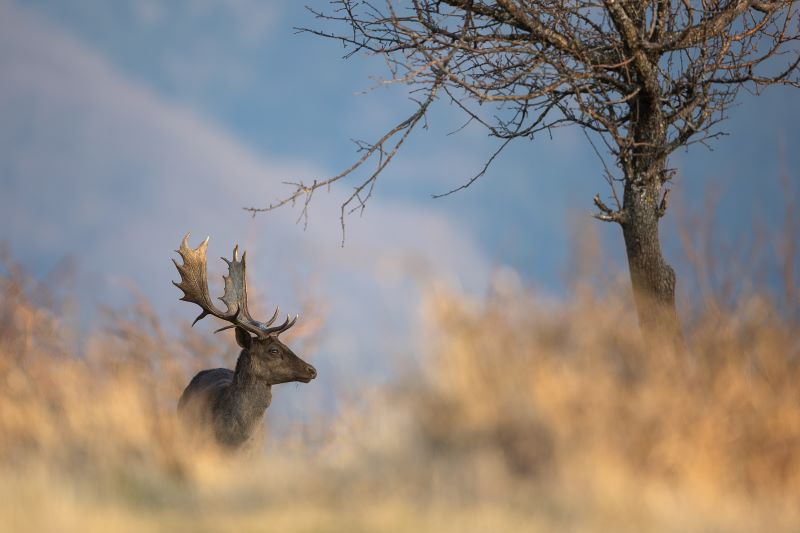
298 363 317 383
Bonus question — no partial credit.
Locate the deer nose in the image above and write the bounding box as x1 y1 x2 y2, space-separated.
307 365 317 379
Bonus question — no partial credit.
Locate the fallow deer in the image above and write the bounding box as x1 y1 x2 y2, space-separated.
173 234 316 448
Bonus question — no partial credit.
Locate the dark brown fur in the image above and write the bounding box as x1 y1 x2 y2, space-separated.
178 329 316 448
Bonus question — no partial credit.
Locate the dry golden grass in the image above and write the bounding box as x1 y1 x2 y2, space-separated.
0 212 799 531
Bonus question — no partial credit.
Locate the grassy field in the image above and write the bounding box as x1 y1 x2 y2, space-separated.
1 215 799 531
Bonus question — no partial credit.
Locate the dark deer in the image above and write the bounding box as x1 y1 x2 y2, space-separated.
173 234 316 448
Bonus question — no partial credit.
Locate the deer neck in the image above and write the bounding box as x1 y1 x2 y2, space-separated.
220 351 273 437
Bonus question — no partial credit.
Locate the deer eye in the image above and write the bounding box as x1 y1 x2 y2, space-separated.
268 348 279 356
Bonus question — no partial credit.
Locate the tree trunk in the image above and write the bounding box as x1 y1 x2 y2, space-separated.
620 166 683 348
617 88 685 349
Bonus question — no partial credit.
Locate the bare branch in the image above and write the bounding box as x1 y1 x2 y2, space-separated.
250 0 799 242
432 137 513 198
593 193 626 223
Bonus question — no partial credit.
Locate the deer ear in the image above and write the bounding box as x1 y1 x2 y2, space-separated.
235 327 252 349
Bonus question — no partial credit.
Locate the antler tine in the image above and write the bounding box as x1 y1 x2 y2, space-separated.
213 310 292 336
262 314 298 335
264 306 280 327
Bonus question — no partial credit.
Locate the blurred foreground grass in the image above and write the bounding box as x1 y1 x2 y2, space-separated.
1 214 799 531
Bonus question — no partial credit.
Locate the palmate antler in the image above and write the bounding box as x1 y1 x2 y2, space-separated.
173 233 297 337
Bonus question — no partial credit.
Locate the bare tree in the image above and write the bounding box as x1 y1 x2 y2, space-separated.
249 1 800 346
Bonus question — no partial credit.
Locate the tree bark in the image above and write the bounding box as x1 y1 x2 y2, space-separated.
620 174 682 347
621 94 683 348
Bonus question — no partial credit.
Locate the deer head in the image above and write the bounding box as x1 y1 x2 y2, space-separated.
173 233 316 385
232 327 316 384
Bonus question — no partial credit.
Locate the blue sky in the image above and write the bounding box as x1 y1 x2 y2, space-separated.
1 1 798 413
